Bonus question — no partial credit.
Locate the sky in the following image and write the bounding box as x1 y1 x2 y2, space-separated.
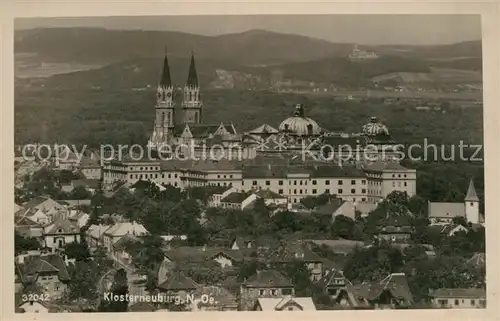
15 15 481 46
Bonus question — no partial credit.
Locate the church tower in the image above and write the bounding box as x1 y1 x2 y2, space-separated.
181 52 202 124
465 178 480 224
150 49 175 146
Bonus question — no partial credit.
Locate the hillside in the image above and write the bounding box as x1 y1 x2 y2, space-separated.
245 55 433 88
365 41 482 59
14 28 351 66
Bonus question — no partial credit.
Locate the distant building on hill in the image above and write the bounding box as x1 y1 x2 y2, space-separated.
348 44 379 61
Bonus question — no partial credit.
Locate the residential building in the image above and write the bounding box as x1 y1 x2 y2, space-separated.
429 288 486 309
68 211 90 228
239 269 295 310
314 198 357 221
43 219 81 253
85 224 111 248
315 268 352 298
336 273 413 309
102 222 148 252
376 216 414 243
157 271 199 297
269 242 325 281
17 300 49 313
15 254 71 298
254 296 317 311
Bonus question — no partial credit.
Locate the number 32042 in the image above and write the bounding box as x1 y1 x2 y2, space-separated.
22 293 49 302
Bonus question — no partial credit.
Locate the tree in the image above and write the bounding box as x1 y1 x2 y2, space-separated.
280 261 311 296
93 246 114 271
15 232 41 255
69 185 92 200
331 215 355 239
67 261 98 302
343 243 404 282
64 241 91 261
99 269 129 312
237 260 267 282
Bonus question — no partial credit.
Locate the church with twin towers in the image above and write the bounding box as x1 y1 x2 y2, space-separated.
147 49 241 151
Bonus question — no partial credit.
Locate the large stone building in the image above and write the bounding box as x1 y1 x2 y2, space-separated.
102 48 416 207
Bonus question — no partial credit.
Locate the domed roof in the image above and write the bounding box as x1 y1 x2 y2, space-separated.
278 104 321 136
362 116 389 136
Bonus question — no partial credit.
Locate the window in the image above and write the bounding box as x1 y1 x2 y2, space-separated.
361 180 366 184
326 180 330 185
351 189 355 194
312 180 317 185
470 202 474 206
282 289 293 295
259 289 265 296
288 307 294 311
174 174 178 178
294 189 297 194
299 189 303 194
338 189 343 194
470 300 475 306
230 175 233 178
404 182 407 187
454 300 459 306
312 189 317 194
300 180 303 185
253 181 257 186
294 180 297 185
266 180 270 186
338 180 343 185
351 180 356 185
279 180 283 185
398 182 401 187
279 189 284 194
362 189 366 193
325 189 330 194
168 174 171 178
392 182 396 187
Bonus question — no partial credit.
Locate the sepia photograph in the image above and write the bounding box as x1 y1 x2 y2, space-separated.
9 11 492 315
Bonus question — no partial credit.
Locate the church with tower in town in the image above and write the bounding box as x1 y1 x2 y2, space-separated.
147 50 244 156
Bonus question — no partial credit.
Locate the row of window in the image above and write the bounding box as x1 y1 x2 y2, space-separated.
251 179 367 186
392 181 408 187
289 197 367 203
217 174 234 179
392 174 408 178
286 188 367 195
129 173 179 180
125 166 161 171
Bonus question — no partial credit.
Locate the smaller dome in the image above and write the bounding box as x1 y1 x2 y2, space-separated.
362 116 389 136
278 104 321 136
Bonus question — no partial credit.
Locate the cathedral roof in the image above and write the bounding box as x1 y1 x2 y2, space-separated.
278 104 322 136
186 52 199 87
160 48 172 87
362 116 390 137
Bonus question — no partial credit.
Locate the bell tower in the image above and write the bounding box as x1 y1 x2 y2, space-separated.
182 52 202 124
150 48 175 146
465 178 480 224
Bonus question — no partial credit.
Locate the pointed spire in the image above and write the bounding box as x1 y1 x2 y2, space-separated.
186 51 199 87
465 179 479 202
160 46 172 87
